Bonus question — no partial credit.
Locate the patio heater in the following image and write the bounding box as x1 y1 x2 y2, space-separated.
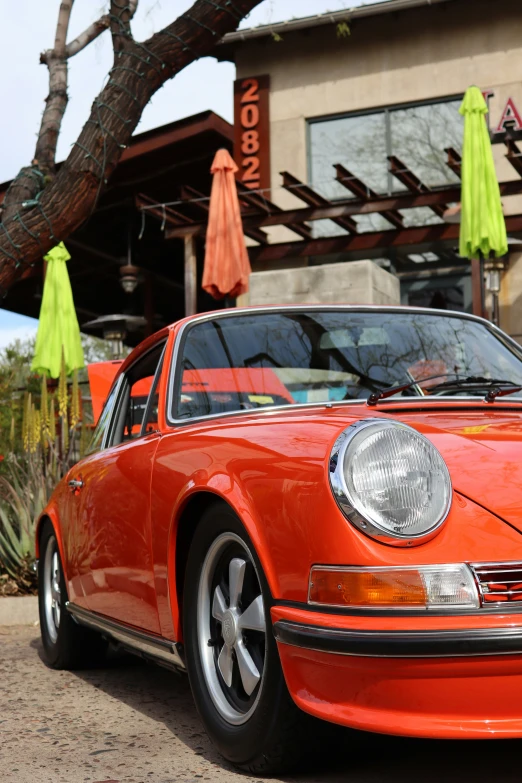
484 259 505 326
82 314 146 359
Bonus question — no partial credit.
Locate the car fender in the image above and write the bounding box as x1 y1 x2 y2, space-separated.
35 502 68 583
173 470 276 583
153 460 277 642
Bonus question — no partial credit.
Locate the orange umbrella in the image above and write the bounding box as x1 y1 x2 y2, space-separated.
202 148 252 300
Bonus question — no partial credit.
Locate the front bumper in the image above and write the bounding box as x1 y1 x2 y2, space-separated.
272 606 522 738
274 620 522 658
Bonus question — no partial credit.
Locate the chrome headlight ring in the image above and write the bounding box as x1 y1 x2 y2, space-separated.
329 418 452 547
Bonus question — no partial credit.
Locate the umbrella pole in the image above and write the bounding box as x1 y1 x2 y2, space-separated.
471 257 485 318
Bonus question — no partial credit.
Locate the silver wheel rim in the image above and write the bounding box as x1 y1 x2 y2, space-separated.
197 532 267 726
43 536 61 643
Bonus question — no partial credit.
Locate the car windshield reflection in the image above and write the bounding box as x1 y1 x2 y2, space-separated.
174 310 522 419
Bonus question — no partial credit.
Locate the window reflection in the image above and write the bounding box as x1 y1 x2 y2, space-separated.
174 311 522 420
308 98 464 234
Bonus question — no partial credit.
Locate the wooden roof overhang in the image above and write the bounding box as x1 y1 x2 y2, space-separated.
1 111 234 341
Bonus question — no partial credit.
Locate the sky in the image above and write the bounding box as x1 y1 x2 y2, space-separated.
0 0 384 349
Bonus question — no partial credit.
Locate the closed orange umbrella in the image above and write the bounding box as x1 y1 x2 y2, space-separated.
202 148 251 300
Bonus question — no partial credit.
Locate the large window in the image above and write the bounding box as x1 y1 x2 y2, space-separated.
308 97 464 233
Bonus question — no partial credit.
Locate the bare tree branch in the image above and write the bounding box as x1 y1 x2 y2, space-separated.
3 1 77 221
65 15 111 58
35 1 74 174
4 1 139 223
110 0 138 50
54 0 74 56
66 0 138 59
0 0 262 296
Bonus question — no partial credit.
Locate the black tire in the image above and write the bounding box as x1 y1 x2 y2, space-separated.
183 501 312 774
38 520 107 669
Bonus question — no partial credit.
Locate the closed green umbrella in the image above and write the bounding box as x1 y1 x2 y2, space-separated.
31 242 85 379
459 86 507 259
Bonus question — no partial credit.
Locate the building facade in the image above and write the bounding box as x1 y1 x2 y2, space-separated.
221 0 522 337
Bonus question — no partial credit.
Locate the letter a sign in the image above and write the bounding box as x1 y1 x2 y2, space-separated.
495 97 522 133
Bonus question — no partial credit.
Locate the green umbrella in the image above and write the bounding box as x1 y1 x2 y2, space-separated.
31 242 85 379
459 86 507 259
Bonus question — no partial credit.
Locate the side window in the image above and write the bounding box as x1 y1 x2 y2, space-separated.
86 378 122 454
141 347 165 435
173 319 295 421
107 341 166 448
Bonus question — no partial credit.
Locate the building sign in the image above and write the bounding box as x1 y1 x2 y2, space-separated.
495 97 522 134
234 74 270 193
482 90 522 135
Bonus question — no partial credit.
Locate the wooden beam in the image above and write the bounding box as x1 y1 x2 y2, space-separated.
121 112 234 163
505 138 522 178
444 147 462 178
136 192 196 229
67 238 121 266
164 179 522 238
248 214 522 263
280 171 358 233
144 271 154 337
181 184 269 245
471 258 485 318
184 234 197 316
388 155 448 218
235 181 312 240
334 163 404 229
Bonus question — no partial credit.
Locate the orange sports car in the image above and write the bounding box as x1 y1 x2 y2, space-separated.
37 305 522 773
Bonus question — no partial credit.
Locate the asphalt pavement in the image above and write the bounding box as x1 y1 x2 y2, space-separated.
2 625 522 783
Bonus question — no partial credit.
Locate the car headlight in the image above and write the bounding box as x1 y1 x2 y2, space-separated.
329 419 452 546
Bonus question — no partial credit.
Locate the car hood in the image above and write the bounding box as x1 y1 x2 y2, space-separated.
395 407 522 531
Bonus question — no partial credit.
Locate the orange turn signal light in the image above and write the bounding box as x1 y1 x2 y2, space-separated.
309 566 427 607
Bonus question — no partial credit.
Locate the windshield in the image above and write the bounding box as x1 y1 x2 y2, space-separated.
173 310 522 419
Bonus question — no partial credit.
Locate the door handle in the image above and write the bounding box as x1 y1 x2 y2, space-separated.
68 478 84 492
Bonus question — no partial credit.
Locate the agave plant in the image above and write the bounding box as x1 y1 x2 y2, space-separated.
0 358 90 593
0 460 44 590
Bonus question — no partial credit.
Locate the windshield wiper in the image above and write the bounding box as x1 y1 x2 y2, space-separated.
367 374 457 406
427 376 519 392
429 377 522 402
367 375 522 407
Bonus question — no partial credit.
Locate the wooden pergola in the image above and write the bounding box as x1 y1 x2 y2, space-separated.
136 135 522 318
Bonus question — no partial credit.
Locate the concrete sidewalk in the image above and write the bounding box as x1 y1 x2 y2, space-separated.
0 595 38 625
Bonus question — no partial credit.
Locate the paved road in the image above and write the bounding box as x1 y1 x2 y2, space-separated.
2 625 522 783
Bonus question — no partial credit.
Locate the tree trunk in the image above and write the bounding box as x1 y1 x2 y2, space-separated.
0 0 262 297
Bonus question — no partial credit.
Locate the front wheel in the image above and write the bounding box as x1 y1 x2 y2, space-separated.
183 503 310 774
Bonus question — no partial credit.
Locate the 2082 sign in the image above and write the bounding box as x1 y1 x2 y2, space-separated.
234 74 270 194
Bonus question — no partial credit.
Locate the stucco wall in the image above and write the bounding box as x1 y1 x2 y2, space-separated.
232 0 522 326
500 251 522 342
234 0 522 217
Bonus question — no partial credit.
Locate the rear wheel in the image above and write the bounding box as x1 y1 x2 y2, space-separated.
38 520 107 669
183 503 309 774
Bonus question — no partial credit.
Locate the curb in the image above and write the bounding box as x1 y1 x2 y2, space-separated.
0 596 39 626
